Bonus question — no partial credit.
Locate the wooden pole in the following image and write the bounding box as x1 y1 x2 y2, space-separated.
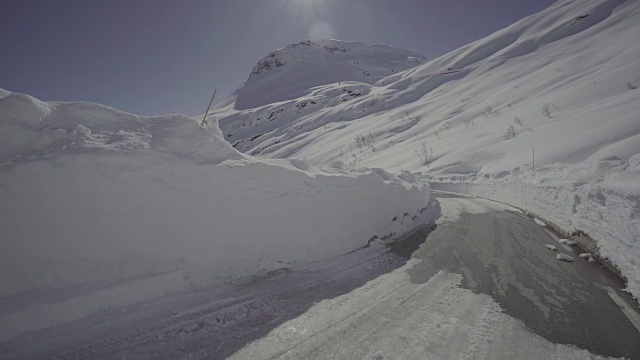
200 89 217 127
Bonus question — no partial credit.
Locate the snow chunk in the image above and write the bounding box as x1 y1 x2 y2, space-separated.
557 254 575 262
545 244 557 251
566 240 577 246
579 253 593 259
534 218 546 227
74 124 91 135
559 239 570 244
588 257 597 263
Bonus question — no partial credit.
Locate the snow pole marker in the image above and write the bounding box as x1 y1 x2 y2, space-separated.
201 88 218 127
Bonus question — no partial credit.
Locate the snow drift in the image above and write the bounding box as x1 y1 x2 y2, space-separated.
0 89 429 339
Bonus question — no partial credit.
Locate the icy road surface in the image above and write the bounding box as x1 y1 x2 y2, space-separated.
2 194 640 359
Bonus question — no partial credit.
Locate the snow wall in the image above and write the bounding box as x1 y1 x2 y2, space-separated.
430 157 640 301
0 92 430 339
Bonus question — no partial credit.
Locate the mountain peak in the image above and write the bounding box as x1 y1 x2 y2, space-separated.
235 39 426 109
248 39 424 79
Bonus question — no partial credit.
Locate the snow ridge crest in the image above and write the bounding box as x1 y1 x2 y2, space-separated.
249 39 425 78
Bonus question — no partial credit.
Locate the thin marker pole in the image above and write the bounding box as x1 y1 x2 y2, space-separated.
201 89 218 127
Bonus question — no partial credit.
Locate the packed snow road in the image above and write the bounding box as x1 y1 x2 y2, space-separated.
2 194 640 359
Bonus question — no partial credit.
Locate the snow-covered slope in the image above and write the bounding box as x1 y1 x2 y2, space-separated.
211 40 426 154
216 0 639 172
0 89 430 339
235 39 425 110
213 0 640 298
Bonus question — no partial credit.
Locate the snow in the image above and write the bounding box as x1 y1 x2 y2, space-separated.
229 262 611 360
0 88 11 99
1 219 614 359
567 240 577 246
236 39 425 110
534 218 547 227
206 0 640 301
580 253 593 259
545 244 557 251
2 0 640 350
557 254 575 262
559 239 570 244
0 91 430 340
589 257 597 263
430 160 640 300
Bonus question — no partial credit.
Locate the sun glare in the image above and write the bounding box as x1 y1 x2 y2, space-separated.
279 0 334 40
280 0 330 18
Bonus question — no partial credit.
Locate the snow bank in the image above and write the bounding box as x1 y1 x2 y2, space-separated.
0 91 430 339
430 156 640 300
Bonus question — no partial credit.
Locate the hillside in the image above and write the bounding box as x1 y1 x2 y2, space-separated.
215 0 639 174
211 0 640 299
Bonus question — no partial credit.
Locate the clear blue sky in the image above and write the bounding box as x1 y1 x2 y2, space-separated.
0 0 556 116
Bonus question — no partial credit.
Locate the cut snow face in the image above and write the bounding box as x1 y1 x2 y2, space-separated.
0 89 430 340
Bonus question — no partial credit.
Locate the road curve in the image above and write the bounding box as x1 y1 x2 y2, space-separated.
2 193 639 359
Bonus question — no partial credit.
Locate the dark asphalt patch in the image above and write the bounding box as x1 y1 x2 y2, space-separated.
411 195 640 359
